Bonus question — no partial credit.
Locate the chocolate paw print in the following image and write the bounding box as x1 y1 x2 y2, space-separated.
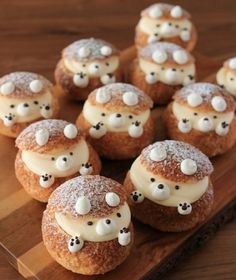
40 104 52 118
73 72 89 88
79 162 93 175
3 113 16 127
89 122 107 139
100 73 116 85
130 190 144 203
177 202 192 215
118 227 131 246
39 173 55 188
68 236 84 253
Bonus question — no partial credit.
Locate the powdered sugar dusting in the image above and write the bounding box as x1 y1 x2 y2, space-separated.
47 175 126 218
0 72 51 98
63 38 119 62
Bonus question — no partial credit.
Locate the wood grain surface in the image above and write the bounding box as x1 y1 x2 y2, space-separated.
0 0 236 279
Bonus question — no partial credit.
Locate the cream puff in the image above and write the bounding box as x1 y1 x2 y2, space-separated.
76 83 154 160
124 140 214 232
135 3 197 51
165 82 236 157
216 57 236 98
54 38 122 101
15 119 101 202
128 42 196 104
42 175 133 275
0 72 59 138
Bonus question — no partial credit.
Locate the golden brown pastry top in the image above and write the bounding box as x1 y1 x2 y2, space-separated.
16 119 83 153
0 72 52 99
173 82 236 113
87 83 153 114
62 38 119 63
47 175 127 219
139 140 213 182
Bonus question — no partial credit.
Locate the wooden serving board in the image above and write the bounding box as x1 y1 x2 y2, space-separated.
0 47 236 280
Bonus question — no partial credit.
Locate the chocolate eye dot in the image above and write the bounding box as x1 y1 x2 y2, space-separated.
175 185 180 190
161 67 165 71
175 24 179 28
106 219 111 224
106 62 110 66
24 103 29 107
181 69 184 72
101 113 106 116
82 64 86 67
34 101 39 105
10 104 15 108
51 157 55 161
213 115 217 119
117 213 121 218
230 78 234 81
70 152 73 156
168 22 172 26
158 184 164 189
87 221 93 226
150 178 155 182
129 115 133 119
194 112 198 116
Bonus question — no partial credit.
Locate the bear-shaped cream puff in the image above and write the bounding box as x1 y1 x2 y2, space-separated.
76 83 155 159
15 119 101 202
135 3 197 50
42 175 133 275
124 140 214 232
165 82 236 157
216 57 236 98
54 38 122 101
0 72 59 138
128 42 196 104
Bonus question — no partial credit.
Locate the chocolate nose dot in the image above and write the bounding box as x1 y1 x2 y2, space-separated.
63 157 67 162
158 184 164 189
24 103 29 107
116 113 121 118
95 65 99 69
203 117 209 121
106 219 111 224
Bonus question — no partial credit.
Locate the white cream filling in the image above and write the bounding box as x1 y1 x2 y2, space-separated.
63 56 119 77
83 101 150 132
216 67 236 97
130 156 209 207
172 102 234 131
138 17 192 38
21 141 89 177
55 203 131 242
139 58 195 86
0 91 52 123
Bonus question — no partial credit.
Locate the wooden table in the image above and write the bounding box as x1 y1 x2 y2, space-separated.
0 0 236 279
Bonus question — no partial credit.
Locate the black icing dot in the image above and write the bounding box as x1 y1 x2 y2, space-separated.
116 113 122 118
10 104 15 108
82 64 86 67
34 101 39 105
45 105 50 110
168 22 172 26
194 112 198 116
230 78 234 81
105 62 110 66
203 117 209 121
172 68 176 72
158 184 164 189
106 219 111 224
156 24 160 27
87 221 93 226
161 67 165 71
75 239 80 244
70 242 73 246
175 185 180 190
95 65 99 69
213 115 217 119
24 103 29 107
51 157 55 161
150 178 155 182
181 69 184 73
129 115 133 119
101 113 106 116
117 213 121 218
175 24 179 28
70 152 73 156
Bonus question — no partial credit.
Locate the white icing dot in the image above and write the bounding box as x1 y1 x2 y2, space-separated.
75 196 91 215
55 155 73 171
79 163 93 176
78 47 90 58
211 96 227 112
180 30 190 42
128 123 143 138
122 91 139 106
187 92 203 107
68 236 84 253
73 73 89 88
149 145 167 161
16 103 30 116
96 218 116 236
29 79 43 93
170 5 183 18
147 34 160 44
228 58 236 69
178 119 192 133
63 124 78 139
149 182 170 201
149 6 163 18
173 50 189 65
108 113 125 128
105 192 120 207
100 74 116 85
177 202 192 215
145 73 158 84
0 82 15 95
180 159 197 175
118 229 131 246
89 122 107 139
215 122 229 136
198 117 214 132
96 88 111 103
39 174 55 188
35 129 49 146
100 45 112 56
152 49 168 64
130 191 144 203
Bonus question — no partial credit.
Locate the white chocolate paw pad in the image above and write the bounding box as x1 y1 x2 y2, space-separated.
79 162 93 175
178 118 192 133
130 191 144 203
148 33 161 43
68 236 84 253
40 104 52 118
215 121 229 136
100 73 116 85
149 183 170 201
177 202 192 215
128 121 143 138
180 29 190 42
73 72 89 88
118 227 131 246
145 72 159 84
39 173 55 188
3 113 16 127
183 75 195 86
89 122 107 139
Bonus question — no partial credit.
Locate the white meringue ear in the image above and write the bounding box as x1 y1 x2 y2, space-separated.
170 5 183 18
180 159 197 175
100 45 112 56
96 88 111 103
75 196 91 215
105 192 120 207
29 79 43 93
152 49 168 64
229 58 236 69
211 96 227 112
122 91 139 106
149 5 163 18
78 47 90 58
173 50 189 65
63 124 78 139
35 129 49 146
150 145 167 161
0 82 15 95
187 92 203 107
